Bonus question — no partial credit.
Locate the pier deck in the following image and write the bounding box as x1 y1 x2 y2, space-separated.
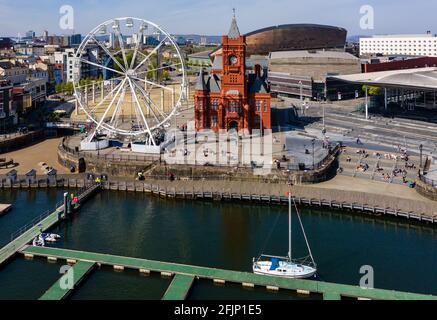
0 183 100 267
39 261 95 300
21 246 437 301
162 274 195 300
0 204 12 216
0 206 62 266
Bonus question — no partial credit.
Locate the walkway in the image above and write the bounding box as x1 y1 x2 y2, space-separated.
162 274 195 300
0 204 11 216
0 205 63 266
0 137 71 175
21 246 437 301
39 261 95 300
0 183 100 266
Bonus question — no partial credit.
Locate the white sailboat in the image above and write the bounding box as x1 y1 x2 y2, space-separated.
252 190 317 279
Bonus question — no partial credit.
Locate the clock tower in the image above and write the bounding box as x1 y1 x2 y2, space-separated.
220 12 249 132
221 14 246 97
193 11 271 134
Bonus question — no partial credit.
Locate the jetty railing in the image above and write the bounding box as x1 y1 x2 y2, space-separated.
9 200 64 242
60 139 160 163
419 174 437 187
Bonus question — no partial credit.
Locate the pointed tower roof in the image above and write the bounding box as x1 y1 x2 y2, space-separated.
228 9 241 39
195 68 208 91
250 75 268 94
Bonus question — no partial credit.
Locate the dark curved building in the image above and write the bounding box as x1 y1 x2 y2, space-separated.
245 24 347 55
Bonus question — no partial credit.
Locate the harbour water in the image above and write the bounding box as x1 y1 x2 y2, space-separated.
0 189 436 299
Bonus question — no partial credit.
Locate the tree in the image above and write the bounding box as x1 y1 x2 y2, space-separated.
162 70 170 81
362 85 381 95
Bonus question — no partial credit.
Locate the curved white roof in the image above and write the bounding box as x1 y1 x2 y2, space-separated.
331 67 437 90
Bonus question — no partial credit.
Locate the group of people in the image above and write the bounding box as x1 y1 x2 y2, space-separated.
356 149 368 157
341 144 419 185
357 163 370 172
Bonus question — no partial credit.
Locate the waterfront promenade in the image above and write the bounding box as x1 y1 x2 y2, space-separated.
0 137 71 175
0 174 436 222
134 177 437 218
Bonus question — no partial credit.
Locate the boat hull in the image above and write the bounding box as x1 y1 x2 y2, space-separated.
253 268 317 279
252 260 317 279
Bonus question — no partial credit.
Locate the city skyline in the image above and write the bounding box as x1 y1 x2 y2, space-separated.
1 0 437 38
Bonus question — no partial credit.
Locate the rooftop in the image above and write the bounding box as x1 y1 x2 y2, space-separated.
228 12 241 39
330 67 437 90
365 34 437 39
269 50 360 60
245 23 347 37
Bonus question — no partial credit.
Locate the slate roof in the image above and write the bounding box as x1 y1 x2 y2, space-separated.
228 16 241 39
195 68 208 91
195 69 269 95
249 75 269 94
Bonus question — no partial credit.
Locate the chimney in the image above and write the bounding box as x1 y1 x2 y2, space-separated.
254 64 261 77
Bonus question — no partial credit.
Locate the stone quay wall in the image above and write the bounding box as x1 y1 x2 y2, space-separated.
58 137 340 183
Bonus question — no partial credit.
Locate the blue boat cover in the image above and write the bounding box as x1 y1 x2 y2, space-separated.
270 258 280 271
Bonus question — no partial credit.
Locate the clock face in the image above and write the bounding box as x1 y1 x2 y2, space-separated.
229 55 238 65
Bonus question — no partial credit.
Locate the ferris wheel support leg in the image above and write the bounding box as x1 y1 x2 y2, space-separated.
92 82 96 103
101 83 104 101
146 92 151 116
84 85 88 107
172 87 175 111
161 89 165 112
75 98 79 116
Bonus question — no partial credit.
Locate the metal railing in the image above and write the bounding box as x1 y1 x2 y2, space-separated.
419 174 437 187
7 183 100 243
9 200 63 242
60 139 160 162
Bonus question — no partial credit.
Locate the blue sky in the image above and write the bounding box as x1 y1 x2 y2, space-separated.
0 0 436 37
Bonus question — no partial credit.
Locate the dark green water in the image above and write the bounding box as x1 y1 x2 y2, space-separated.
0 189 436 299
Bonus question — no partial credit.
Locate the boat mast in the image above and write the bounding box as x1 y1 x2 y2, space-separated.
288 188 292 260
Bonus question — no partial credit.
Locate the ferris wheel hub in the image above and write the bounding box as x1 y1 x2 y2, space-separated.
126 69 137 77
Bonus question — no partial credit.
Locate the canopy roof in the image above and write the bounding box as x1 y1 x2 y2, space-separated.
330 67 437 91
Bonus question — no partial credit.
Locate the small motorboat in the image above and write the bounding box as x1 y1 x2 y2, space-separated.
32 235 45 247
41 233 61 243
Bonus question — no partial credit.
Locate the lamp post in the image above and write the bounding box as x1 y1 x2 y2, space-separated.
311 139 315 170
365 86 369 120
322 103 326 136
419 144 423 169
299 81 303 115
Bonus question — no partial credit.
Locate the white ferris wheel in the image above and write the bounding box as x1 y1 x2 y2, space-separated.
74 17 187 147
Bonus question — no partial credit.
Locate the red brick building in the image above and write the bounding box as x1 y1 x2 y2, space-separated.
194 15 271 134
363 57 437 73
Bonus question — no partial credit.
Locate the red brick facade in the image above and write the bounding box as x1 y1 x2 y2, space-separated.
363 57 437 73
194 18 271 134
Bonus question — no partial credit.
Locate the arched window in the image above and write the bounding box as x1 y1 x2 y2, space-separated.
228 100 241 113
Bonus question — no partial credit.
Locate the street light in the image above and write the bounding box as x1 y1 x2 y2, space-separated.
311 138 315 170
419 144 423 169
299 80 303 115
322 103 326 135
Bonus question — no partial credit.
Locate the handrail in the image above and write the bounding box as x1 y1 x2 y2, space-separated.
419 173 437 187
8 184 97 242
9 209 54 241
